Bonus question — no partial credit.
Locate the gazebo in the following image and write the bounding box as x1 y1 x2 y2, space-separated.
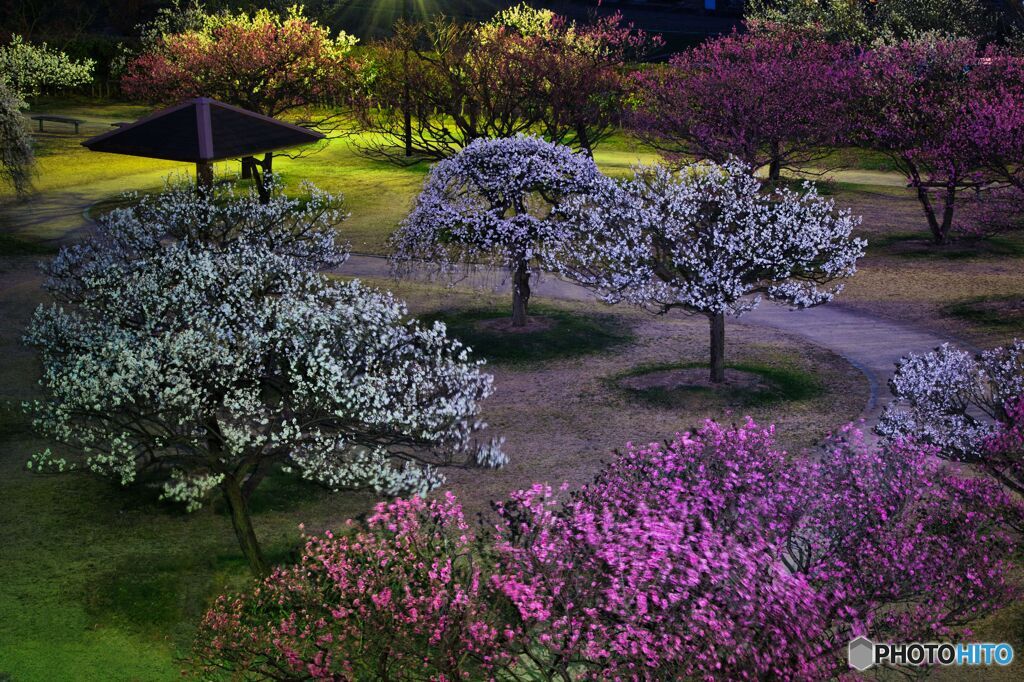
82 97 324 198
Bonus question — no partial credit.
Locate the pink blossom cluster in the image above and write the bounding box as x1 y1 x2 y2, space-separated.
491 420 1018 679
193 492 516 680
195 421 1018 680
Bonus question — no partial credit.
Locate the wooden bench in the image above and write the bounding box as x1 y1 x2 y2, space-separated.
31 115 86 134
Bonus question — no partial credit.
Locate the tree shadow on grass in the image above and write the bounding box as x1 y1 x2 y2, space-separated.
869 232 1024 260
944 295 1024 336
0 233 60 257
422 304 633 365
610 361 822 410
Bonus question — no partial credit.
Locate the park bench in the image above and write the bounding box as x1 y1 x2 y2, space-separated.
31 114 85 134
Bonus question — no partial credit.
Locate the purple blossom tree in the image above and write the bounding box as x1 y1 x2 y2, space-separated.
857 38 1024 244
629 27 860 183
390 135 602 327
550 160 865 382
492 419 1019 679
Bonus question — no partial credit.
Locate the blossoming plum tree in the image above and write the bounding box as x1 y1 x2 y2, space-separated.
193 419 1018 679
390 135 601 327
0 34 94 98
24 183 505 575
878 340 1024 509
629 27 860 183
120 5 358 184
0 80 33 198
491 419 1019 679
551 160 865 382
351 5 657 162
193 493 519 680
857 38 1024 244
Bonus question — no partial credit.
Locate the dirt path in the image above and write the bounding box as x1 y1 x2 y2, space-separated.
341 254 960 431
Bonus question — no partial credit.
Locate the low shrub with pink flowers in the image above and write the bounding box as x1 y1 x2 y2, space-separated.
192 493 518 680
194 420 1019 681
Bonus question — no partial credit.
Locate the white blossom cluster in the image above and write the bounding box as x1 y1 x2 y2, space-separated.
389 135 601 279
547 159 866 317
878 340 1024 459
26 183 504 510
46 179 349 302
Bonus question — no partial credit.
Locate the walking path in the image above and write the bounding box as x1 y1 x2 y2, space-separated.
341 253 957 430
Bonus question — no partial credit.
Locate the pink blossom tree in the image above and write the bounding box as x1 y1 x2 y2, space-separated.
492 419 1019 679
856 38 1024 244
120 6 358 186
390 136 602 328
193 493 520 679
550 160 864 382
629 27 860 183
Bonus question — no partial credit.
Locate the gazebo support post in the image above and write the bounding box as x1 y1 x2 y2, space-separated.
197 161 214 192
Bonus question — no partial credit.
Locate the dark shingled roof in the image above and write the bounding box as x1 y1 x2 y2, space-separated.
82 98 324 162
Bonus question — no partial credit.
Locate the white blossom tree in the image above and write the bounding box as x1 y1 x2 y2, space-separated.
25 183 505 575
0 79 33 198
0 35 94 98
878 341 1024 491
549 160 865 382
389 135 601 327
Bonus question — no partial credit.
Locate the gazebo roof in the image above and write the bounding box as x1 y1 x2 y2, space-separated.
82 98 324 162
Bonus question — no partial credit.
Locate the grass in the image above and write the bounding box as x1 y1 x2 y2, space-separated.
422 304 633 365
866 231 1024 261
0 434 376 680
611 360 823 409
0 233 59 257
944 295 1024 334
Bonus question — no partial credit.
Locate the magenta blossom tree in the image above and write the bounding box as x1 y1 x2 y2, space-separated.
857 38 1024 244
492 419 1020 679
629 27 860 183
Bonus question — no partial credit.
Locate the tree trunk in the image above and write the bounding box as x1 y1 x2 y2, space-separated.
576 124 593 157
768 141 782 185
709 312 726 383
511 260 531 327
251 153 273 204
222 476 268 576
937 182 957 245
196 161 214 192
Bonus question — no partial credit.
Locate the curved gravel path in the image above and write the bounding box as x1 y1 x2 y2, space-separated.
342 253 960 430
